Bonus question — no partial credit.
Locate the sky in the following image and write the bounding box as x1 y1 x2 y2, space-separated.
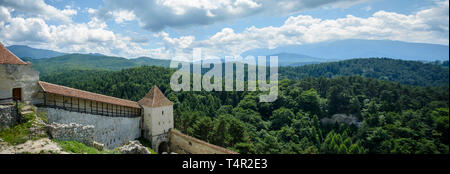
0 0 448 59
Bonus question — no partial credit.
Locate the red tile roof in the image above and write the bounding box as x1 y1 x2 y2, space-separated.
39 81 141 108
138 85 173 107
0 42 29 65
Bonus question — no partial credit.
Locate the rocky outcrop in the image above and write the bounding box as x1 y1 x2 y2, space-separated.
118 141 151 154
320 114 362 127
93 141 104 151
0 105 19 130
0 138 69 154
47 123 94 146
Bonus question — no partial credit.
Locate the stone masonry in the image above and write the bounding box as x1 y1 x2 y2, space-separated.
47 122 94 146
0 105 19 130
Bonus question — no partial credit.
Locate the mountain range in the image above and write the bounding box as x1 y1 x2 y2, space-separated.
22 54 171 75
6 45 66 59
6 39 449 69
242 39 449 64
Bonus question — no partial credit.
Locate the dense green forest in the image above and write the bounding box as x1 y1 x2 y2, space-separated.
280 58 449 86
29 55 449 87
40 58 449 154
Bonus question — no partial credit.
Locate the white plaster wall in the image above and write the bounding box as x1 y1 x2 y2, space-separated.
141 105 153 139
0 64 40 104
142 105 173 138
41 107 141 149
151 105 173 136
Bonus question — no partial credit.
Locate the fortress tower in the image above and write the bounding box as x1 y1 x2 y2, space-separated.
138 85 174 152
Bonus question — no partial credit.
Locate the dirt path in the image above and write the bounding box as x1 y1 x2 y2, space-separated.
0 138 69 154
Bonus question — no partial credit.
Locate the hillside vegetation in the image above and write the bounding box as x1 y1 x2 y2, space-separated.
26 53 171 75
280 58 449 86
41 64 449 154
34 55 449 86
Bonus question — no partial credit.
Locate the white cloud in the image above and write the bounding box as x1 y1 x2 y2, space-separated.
0 0 76 23
87 8 97 14
0 0 448 61
98 0 368 31
153 0 449 58
0 5 163 58
110 10 136 24
364 6 372 11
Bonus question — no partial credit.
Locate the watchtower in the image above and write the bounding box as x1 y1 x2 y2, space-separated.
138 85 174 152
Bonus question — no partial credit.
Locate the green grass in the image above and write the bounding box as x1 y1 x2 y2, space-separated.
146 147 157 154
0 121 33 145
54 140 121 154
22 112 35 123
37 111 48 123
14 102 24 112
0 111 38 145
54 140 101 154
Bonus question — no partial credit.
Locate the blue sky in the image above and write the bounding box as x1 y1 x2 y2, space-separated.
0 0 448 59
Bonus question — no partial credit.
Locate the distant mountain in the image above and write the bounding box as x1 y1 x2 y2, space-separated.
242 39 449 62
266 53 327 66
130 57 172 67
87 53 106 57
191 53 325 67
27 53 171 75
7 45 66 59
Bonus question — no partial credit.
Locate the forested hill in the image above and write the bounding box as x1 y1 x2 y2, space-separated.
280 58 449 86
40 66 449 154
41 66 174 102
25 53 171 75
23 52 449 87
31 55 449 87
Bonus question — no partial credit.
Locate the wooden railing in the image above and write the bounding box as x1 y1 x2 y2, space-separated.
38 93 141 118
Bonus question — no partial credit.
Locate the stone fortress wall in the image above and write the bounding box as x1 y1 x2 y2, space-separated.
168 129 237 154
1 43 236 154
47 122 95 146
0 105 19 130
40 107 141 149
